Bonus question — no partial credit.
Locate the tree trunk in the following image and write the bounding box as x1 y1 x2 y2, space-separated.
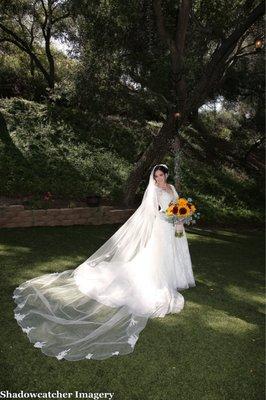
123 111 182 206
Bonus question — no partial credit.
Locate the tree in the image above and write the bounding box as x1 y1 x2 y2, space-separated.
0 0 71 89
122 0 265 205
70 0 264 205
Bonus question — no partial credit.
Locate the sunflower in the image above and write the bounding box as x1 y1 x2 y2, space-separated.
166 204 175 215
178 205 191 217
178 198 188 207
172 205 179 215
187 203 196 212
191 205 196 212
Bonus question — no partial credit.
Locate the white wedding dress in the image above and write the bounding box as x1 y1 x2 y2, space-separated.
13 166 196 361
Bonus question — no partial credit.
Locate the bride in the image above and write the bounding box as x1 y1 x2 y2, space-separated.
13 164 196 361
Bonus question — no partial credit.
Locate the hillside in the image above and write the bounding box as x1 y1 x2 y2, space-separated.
0 98 264 226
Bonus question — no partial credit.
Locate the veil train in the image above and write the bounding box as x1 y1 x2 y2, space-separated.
13 164 181 361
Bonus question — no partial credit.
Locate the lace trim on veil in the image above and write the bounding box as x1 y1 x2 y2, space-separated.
13 165 178 361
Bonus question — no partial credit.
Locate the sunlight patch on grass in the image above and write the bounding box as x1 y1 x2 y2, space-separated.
42 257 81 269
187 228 250 241
0 244 31 255
187 234 233 245
246 270 265 280
193 276 218 287
206 312 259 336
184 300 203 311
225 284 265 307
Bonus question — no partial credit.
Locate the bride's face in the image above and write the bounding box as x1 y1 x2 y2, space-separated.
154 170 167 184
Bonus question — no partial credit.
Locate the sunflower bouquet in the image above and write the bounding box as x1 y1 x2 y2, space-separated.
161 197 200 237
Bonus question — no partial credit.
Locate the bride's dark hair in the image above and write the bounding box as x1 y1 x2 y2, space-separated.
153 164 169 179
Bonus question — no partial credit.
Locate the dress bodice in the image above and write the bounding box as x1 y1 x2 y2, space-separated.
155 185 176 212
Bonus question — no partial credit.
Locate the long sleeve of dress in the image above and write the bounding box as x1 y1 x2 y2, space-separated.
170 184 179 200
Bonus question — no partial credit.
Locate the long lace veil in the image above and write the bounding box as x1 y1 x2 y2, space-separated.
13 165 166 361
75 164 160 269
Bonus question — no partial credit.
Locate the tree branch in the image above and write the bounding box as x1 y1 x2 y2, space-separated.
52 12 70 25
39 0 48 39
209 1 264 68
0 22 51 85
153 0 173 49
175 0 192 55
190 8 211 35
189 1 265 111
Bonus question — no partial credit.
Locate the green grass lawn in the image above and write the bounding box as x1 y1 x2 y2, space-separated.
0 225 264 400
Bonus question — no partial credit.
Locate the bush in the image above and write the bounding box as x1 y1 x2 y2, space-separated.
0 98 138 199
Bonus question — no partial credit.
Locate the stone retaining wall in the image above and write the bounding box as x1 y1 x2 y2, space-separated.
0 205 136 228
